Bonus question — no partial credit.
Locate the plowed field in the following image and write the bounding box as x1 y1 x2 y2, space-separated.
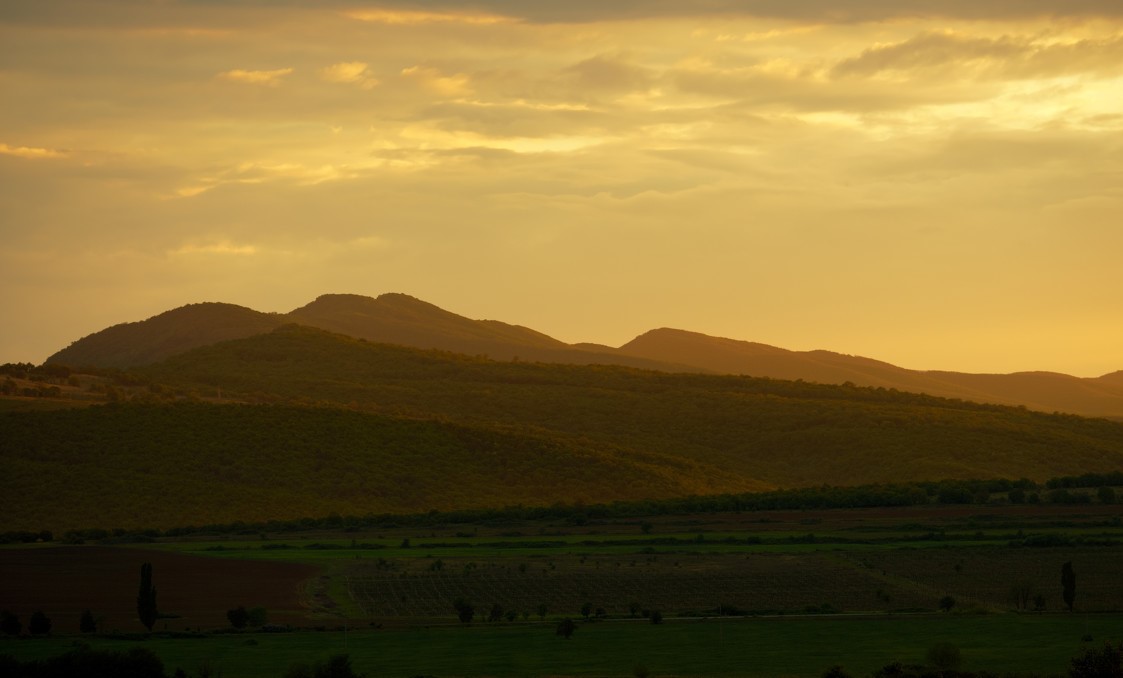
0 546 319 633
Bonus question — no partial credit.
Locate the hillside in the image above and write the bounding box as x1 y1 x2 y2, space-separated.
8 325 1123 531
619 328 1123 419
46 303 285 368
43 293 1123 418
0 403 705 532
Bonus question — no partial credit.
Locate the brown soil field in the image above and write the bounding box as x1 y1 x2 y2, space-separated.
0 546 320 633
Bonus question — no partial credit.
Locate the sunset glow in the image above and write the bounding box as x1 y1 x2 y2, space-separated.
2 1 1121 375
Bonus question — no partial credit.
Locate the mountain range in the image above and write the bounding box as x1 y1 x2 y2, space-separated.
46 292 1123 420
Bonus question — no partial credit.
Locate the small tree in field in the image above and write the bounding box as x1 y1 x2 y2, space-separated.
537 603 548 621
28 610 51 636
580 602 593 620
556 618 576 639
137 562 157 631
1062 561 1077 611
939 596 956 613
454 598 474 624
80 609 97 634
488 603 504 623
227 606 250 629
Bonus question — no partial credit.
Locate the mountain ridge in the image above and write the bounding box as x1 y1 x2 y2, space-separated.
43 292 1123 419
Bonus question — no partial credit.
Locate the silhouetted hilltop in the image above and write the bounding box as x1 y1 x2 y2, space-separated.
41 293 1123 418
619 328 1123 420
288 292 566 355
46 303 285 368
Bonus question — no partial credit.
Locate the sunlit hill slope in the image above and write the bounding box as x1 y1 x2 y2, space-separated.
6 324 1123 532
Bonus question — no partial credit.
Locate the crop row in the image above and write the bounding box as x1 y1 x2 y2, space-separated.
343 553 936 618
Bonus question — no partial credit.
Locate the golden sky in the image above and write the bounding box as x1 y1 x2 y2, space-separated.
2 1 1122 376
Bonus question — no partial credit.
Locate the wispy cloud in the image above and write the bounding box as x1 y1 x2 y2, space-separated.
170 240 258 256
217 68 294 86
344 9 515 25
0 143 67 159
401 66 472 96
833 31 1123 80
320 61 379 89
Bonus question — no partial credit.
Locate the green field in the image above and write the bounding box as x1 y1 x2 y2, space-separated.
3 614 1121 677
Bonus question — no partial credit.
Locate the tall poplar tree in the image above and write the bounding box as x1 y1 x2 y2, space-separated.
1062 561 1076 612
137 562 157 631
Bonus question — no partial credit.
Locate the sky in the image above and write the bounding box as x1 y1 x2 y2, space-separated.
2 1 1122 376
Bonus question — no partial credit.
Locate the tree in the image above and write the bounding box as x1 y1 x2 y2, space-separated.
1010 581 1032 610
28 610 51 635
454 598 474 624
227 606 250 629
649 610 663 625
1 609 21 636
488 603 504 623
1062 561 1076 612
137 562 158 631
938 595 956 613
80 609 97 634
555 618 576 639
537 603 548 621
580 602 593 620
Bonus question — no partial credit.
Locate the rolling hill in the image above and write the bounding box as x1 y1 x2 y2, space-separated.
43 293 1123 419
7 325 1123 531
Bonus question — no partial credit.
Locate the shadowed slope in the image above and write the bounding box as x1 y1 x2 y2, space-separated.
41 294 1123 418
45 303 285 368
619 328 1123 419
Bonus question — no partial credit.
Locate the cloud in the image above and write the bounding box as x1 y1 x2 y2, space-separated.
320 61 379 89
833 31 1123 80
563 54 654 93
338 0 1123 24
343 8 516 25
401 66 472 96
217 68 294 86
170 240 258 256
0 143 66 159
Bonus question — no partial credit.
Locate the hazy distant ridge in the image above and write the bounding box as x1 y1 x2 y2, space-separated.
45 293 1123 419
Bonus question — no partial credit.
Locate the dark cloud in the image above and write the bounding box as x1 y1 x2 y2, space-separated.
368 0 1123 23
6 0 1123 28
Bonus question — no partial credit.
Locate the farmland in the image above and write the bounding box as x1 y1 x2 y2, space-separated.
4 501 1123 676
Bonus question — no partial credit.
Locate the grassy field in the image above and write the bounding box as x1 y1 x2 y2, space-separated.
3 613 1122 677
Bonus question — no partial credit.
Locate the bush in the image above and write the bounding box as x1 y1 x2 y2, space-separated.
284 654 363 678
1069 642 1122 678
555 618 576 639
227 606 250 629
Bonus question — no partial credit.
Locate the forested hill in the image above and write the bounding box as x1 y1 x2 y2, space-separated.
139 326 1123 485
6 324 1123 531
